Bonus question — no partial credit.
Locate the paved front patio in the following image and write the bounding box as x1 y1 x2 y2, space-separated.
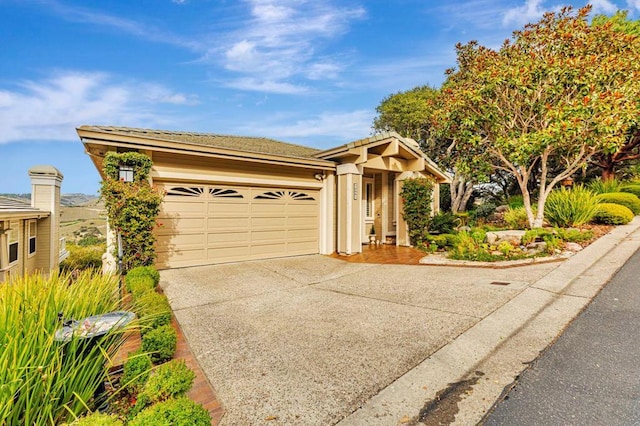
160 255 558 425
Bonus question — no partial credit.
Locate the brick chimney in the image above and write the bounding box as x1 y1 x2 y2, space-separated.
28 165 63 272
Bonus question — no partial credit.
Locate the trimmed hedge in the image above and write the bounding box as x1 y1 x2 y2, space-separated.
132 359 195 414
121 350 153 394
126 266 161 287
596 192 640 215
621 184 640 198
68 412 123 426
593 203 634 225
141 324 177 364
129 397 211 426
127 275 157 300
135 292 172 332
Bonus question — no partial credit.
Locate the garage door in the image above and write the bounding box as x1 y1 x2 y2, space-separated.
155 183 320 268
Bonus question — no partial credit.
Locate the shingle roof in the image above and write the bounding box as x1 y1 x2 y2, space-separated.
0 196 45 214
79 126 322 159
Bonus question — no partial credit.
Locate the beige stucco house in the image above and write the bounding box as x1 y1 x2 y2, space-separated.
78 125 449 270
0 166 68 282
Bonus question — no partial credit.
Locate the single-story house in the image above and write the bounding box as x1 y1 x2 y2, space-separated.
78 125 450 270
0 166 68 282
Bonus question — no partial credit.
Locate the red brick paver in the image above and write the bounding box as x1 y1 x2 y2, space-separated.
331 244 426 265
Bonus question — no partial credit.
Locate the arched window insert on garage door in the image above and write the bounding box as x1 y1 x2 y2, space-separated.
254 191 316 201
209 188 243 198
165 187 204 197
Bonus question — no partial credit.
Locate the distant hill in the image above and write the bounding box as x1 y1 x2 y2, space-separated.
0 193 100 207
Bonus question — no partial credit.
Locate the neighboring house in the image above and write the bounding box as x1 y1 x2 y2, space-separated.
0 166 68 282
78 126 450 270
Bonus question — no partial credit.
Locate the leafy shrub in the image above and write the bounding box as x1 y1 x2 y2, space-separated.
472 202 497 219
544 185 599 227
129 397 211 426
504 207 529 229
141 324 177 364
132 359 195 414
429 212 459 234
507 195 524 209
0 271 127 424
588 177 624 194
596 192 640 215
400 177 434 245
127 275 157 300
126 266 161 287
77 235 106 247
556 228 594 243
470 228 486 244
593 203 634 225
621 184 640 198
60 242 105 271
497 241 515 257
68 412 123 425
135 292 172 331
121 350 153 394
522 228 556 245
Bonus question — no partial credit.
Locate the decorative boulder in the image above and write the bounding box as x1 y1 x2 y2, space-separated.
486 230 527 246
564 242 583 252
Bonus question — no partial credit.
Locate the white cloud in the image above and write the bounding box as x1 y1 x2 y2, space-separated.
503 0 547 27
224 78 309 94
589 0 619 14
628 0 640 11
0 71 196 143
247 110 374 142
214 0 365 93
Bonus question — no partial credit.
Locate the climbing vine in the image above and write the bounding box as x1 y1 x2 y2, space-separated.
100 152 163 272
400 177 434 245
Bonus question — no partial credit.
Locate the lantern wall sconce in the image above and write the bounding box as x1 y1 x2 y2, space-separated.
118 166 134 182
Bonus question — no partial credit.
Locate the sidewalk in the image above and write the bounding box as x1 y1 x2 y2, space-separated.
338 217 640 425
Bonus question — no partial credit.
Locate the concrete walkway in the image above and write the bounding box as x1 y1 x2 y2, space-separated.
160 217 640 425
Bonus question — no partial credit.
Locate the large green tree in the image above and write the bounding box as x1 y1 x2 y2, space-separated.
589 10 640 180
373 86 487 212
436 6 640 228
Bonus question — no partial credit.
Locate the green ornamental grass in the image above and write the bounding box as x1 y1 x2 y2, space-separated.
588 178 624 194
0 271 132 425
544 185 599 227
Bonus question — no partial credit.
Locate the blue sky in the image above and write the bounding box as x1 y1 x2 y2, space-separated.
0 0 637 194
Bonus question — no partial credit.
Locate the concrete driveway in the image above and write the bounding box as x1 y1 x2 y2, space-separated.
160 255 557 425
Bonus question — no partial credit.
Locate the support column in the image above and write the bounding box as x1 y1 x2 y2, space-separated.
319 172 336 255
381 171 388 244
336 164 362 254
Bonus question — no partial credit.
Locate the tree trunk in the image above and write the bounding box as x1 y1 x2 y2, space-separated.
601 161 616 181
450 173 474 213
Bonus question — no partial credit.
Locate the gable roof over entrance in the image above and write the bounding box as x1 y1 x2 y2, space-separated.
314 132 450 182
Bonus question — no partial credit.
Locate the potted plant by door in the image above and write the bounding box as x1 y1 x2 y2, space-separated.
369 225 376 244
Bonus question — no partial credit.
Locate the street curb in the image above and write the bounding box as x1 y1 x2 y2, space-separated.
337 217 640 425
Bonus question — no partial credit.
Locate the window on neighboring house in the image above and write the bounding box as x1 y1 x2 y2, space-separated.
8 222 18 264
28 221 36 256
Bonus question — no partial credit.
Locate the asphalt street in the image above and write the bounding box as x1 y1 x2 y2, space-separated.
483 248 640 426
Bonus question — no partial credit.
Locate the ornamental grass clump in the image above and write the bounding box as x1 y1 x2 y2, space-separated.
0 271 130 425
588 177 624 194
544 185 599 227
596 192 640 215
621 184 640 198
504 206 529 229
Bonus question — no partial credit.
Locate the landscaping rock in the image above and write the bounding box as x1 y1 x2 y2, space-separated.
564 242 583 252
495 205 510 213
525 242 547 255
486 230 527 245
